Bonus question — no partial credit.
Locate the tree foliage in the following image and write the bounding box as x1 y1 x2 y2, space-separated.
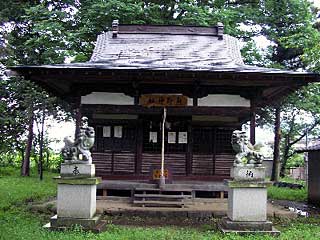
1 0 320 177
258 84 320 176
0 68 71 175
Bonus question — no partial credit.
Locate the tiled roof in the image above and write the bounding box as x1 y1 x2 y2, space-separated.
296 142 320 152
11 23 318 77
79 23 306 74
89 29 246 70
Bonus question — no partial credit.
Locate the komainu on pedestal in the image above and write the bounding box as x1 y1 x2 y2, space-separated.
62 117 95 164
218 130 280 236
231 130 263 167
44 117 106 232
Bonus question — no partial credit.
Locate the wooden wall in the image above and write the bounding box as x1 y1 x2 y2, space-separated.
91 117 236 179
92 152 135 175
141 153 187 176
93 152 234 177
308 151 320 206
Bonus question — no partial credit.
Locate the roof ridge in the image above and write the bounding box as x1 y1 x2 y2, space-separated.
90 32 109 62
224 35 244 65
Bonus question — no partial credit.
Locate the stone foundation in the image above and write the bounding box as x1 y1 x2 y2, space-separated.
44 214 106 232
227 182 268 222
218 217 280 236
57 182 97 219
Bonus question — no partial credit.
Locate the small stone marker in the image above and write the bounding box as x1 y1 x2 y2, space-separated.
44 117 106 232
218 131 280 236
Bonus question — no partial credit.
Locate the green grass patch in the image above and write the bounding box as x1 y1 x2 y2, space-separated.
0 168 319 239
0 167 57 211
279 176 306 186
267 176 307 202
267 185 307 202
1 209 320 240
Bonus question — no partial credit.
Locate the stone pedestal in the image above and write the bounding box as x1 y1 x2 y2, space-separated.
60 163 95 178
44 163 106 232
218 166 280 236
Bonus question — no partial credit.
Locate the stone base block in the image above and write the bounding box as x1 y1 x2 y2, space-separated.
60 163 95 178
228 186 267 221
57 183 96 219
218 217 280 236
44 214 107 233
220 217 272 231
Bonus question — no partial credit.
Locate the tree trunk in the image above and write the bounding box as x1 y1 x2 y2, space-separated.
271 106 281 182
280 135 290 177
39 109 45 181
46 150 50 169
21 112 34 176
19 148 24 163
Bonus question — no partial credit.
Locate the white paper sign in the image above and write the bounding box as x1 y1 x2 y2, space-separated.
178 132 188 144
149 132 158 143
103 126 111 137
168 132 176 144
114 126 123 138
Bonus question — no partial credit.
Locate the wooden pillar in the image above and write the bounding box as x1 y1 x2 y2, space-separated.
220 191 224 199
134 91 142 174
102 189 107 197
193 97 198 106
271 105 281 182
212 128 217 175
74 96 82 138
186 122 192 175
135 119 143 174
250 98 256 145
134 95 139 105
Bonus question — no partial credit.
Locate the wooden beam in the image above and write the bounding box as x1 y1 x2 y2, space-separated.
118 24 220 36
81 105 250 118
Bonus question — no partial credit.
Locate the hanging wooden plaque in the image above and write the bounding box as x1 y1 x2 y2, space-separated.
139 94 188 107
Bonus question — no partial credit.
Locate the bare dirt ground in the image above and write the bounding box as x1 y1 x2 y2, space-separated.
29 197 317 228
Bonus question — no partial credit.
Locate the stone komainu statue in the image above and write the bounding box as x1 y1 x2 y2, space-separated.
231 130 263 166
62 117 95 164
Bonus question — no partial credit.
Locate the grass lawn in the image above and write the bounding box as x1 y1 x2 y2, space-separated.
1 167 320 240
267 176 307 202
267 186 307 202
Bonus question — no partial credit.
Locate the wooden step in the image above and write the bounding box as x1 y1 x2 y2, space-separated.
133 187 193 208
134 194 191 199
135 188 192 192
133 200 185 207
